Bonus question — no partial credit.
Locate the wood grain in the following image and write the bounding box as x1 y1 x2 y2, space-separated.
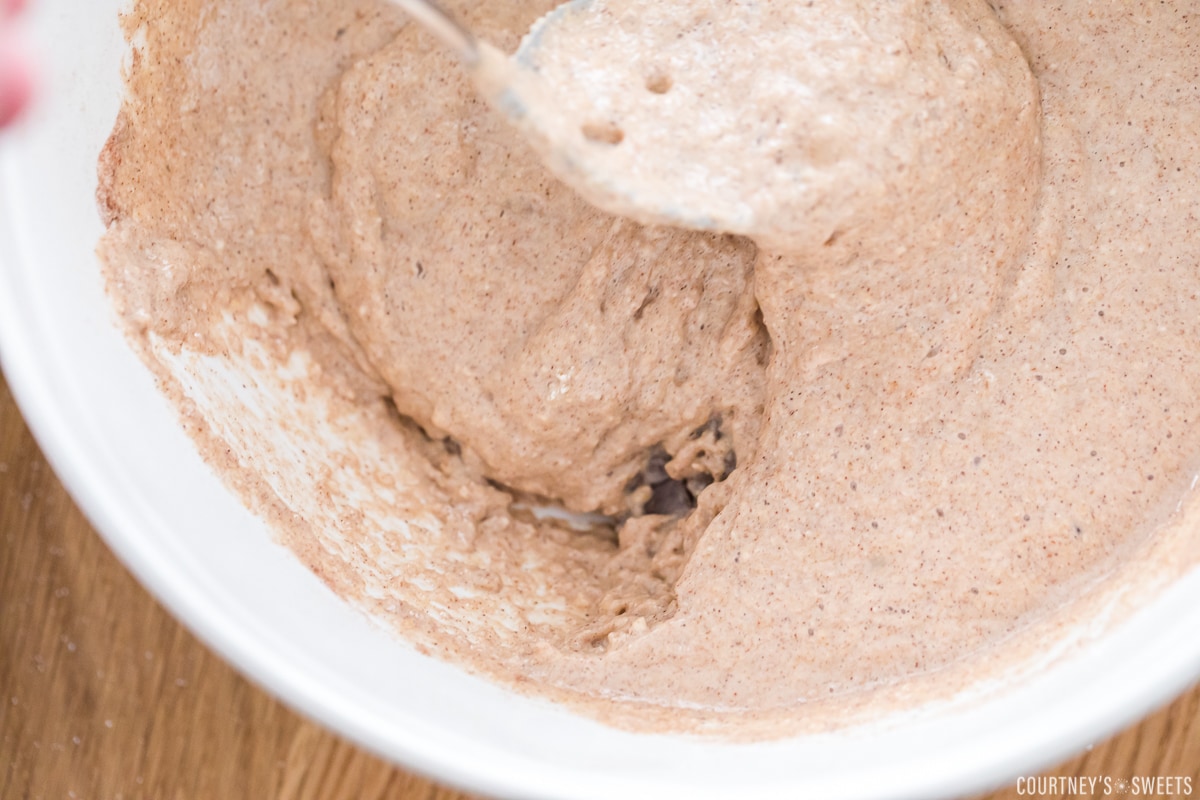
1 372 1197 800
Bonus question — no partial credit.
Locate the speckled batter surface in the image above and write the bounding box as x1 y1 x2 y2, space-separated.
96 0 1200 736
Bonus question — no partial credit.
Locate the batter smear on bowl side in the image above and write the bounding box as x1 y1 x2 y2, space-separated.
96 0 1200 735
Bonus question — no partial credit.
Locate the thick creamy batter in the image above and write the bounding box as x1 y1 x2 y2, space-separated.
492 0 1039 252
97 0 1200 735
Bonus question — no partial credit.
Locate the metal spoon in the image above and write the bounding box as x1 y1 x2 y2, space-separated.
383 0 738 236
385 0 481 67
384 0 1040 257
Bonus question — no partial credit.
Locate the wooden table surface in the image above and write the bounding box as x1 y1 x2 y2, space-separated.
2 372 1199 800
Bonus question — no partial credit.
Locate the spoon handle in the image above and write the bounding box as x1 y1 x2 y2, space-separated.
386 0 481 66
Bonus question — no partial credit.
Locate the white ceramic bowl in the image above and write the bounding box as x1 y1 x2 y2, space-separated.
3 2 1200 798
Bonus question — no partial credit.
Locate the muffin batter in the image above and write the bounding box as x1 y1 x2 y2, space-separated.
97 0 1200 734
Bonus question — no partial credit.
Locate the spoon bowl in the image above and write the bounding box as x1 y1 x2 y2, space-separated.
386 0 1041 256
